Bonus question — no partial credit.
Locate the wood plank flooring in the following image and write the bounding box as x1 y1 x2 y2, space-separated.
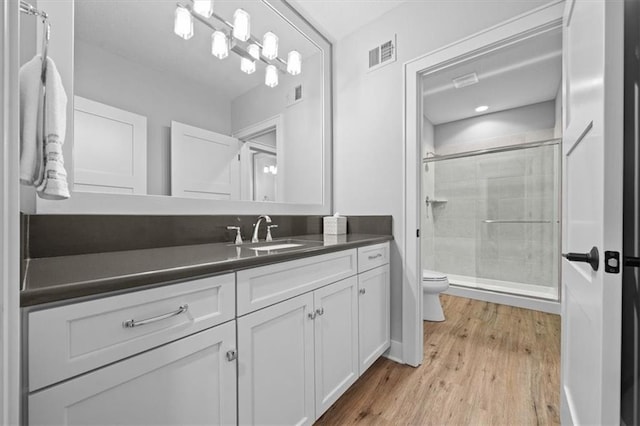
315 294 561 425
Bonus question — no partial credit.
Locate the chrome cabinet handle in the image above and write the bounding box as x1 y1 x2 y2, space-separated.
368 253 382 260
123 304 189 328
226 349 237 362
308 312 316 320
359 288 366 295
316 308 324 316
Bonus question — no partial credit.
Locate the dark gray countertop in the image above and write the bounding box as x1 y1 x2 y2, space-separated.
21 234 392 307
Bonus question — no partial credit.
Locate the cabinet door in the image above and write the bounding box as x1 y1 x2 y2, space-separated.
313 276 359 418
358 264 391 374
28 322 237 426
238 293 315 426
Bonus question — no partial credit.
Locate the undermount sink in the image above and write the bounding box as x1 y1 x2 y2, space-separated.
248 243 304 251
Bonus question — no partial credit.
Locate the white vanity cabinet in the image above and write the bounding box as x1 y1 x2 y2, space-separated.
29 322 237 426
358 263 391 374
25 274 237 426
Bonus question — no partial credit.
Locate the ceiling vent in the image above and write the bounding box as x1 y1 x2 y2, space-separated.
452 72 479 88
368 35 396 72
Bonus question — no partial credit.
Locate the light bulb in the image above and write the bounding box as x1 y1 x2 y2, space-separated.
211 31 228 59
287 51 301 75
265 65 278 88
233 9 250 42
262 32 278 60
247 44 260 60
475 105 489 112
241 57 255 74
174 6 194 40
263 166 269 173
193 0 213 18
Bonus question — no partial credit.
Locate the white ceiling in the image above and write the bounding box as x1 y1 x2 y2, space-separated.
75 0 320 101
288 0 408 41
422 28 562 125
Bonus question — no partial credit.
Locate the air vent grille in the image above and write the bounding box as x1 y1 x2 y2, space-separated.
368 35 396 72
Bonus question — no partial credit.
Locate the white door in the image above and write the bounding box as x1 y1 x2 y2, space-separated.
237 293 316 426
74 96 147 194
28 323 237 426
313 277 359 418
170 121 241 200
358 264 390 374
561 0 624 424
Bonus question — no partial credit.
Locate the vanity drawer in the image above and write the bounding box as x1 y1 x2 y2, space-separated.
28 273 235 391
237 249 357 315
357 242 390 273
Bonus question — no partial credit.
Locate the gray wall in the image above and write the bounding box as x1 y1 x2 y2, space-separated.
74 40 233 196
231 52 324 205
333 0 551 344
434 100 557 155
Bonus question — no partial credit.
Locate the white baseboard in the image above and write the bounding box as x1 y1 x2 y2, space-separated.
383 339 403 363
444 285 561 315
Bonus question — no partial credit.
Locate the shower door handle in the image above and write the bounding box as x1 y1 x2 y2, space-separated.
562 246 599 271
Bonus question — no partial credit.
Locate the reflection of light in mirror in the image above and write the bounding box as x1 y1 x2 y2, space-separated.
193 0 213 18
263 166 269 173
211 31 228 59
241 57 255 74
265 64 278 87
287 51 301 75
233 9 250 41
174 6 193 40
262 32 279 60
475 105 489 112
248 43 260 60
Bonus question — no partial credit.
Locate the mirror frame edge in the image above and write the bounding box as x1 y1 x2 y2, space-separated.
33 0 333 216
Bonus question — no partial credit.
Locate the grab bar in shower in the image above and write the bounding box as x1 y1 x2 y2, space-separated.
482 220 554 224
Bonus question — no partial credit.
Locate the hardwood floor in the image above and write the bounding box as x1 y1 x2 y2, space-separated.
315 294 561 425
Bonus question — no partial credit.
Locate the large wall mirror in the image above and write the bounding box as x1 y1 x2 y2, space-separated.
29 0 332 214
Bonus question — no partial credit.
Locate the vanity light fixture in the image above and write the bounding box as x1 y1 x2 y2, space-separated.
241 57 255 74
262 32 278 60
265 64 278 88
287 51 301 75
173 1 301 88
192 0 213 18
174 5 194 40
475 105 489 112
211 30 229 59
232 9 250 41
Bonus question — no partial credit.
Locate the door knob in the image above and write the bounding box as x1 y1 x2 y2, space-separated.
562 246 599 271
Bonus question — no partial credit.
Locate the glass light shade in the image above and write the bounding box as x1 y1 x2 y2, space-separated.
247 44 260 60
174 6 194 40
262 32 278 60
193 0 213 18
233 9 251 41
265 64 278 88
211 31 229 59
241 57 255 74
287 50 302 75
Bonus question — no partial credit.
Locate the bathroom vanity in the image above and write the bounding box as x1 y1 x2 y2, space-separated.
21 231 390 425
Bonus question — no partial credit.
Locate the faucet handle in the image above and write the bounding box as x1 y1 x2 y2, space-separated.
226 226 243 245
266 224 278 242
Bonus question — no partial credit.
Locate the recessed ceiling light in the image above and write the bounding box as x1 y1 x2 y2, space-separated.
475 105 489 112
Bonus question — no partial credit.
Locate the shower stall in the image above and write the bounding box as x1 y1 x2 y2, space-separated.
421 140 560 301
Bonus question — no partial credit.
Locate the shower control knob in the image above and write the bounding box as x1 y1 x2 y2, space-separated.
562 246 599 272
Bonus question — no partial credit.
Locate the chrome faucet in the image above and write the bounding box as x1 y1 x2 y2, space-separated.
251 215 272 243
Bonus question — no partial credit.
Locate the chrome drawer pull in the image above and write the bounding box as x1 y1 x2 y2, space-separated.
368 253 383 260
123 304 189 328
359 288 366 295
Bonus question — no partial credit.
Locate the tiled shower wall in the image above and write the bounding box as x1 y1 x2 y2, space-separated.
423 143 559 289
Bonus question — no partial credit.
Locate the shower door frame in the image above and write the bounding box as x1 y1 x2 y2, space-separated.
401 1 564 367
422 138 562 303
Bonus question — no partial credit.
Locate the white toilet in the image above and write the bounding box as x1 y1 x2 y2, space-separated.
422 269 449 322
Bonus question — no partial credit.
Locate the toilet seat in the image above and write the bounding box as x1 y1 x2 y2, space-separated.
422 269 447 281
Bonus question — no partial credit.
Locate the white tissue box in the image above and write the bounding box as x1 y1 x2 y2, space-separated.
323 216 347 235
